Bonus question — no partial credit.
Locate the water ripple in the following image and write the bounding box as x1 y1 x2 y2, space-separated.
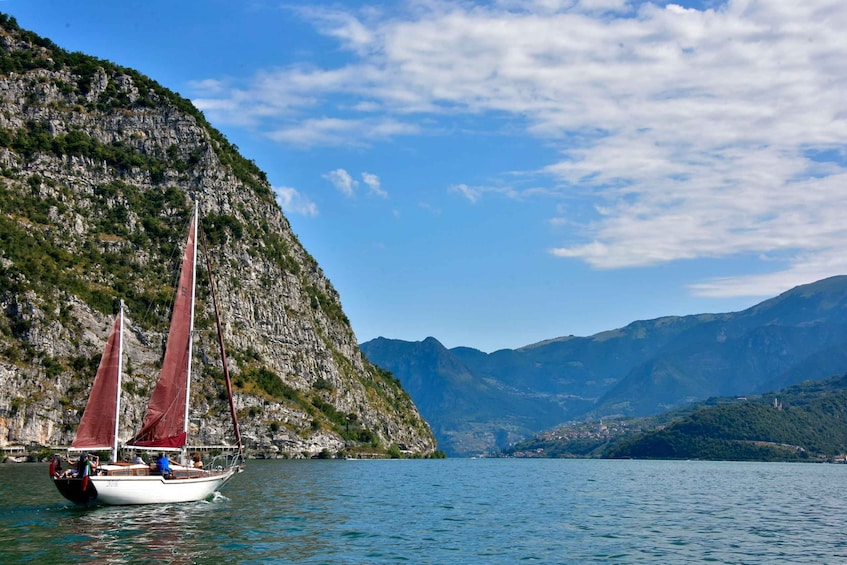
4 460 847 563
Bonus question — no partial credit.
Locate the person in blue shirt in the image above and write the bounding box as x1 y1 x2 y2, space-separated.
156 453 172 477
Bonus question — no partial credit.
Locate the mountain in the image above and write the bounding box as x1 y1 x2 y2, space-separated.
0 15 436 457
593 275 847 415
361 337 567 456
362 276 847 456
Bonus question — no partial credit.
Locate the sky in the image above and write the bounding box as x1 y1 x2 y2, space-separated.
6 0 847 352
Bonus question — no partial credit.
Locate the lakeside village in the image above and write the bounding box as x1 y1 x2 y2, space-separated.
507 419 642 458
506 413 847 463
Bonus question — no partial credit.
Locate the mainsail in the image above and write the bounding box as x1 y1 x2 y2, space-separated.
71 306 123 452
128 214 197 448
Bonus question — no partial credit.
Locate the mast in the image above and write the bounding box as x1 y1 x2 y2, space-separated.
111 300 124 463
201 224 244 459
181 201 199 462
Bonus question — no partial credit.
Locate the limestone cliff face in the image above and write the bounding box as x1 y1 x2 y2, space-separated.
0 16 436 457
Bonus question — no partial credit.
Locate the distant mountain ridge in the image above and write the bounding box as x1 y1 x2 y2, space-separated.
361 276 847 456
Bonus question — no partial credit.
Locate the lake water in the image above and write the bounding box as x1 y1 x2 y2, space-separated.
2 458 846 563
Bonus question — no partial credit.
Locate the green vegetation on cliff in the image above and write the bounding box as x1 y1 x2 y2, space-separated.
0 13 271 199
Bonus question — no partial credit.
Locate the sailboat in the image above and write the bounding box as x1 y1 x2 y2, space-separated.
50 203 244 505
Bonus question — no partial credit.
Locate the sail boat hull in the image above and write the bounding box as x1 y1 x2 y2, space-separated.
53 476 98 506
89 468 237 505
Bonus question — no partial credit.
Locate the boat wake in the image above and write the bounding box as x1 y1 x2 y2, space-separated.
208 491 230 503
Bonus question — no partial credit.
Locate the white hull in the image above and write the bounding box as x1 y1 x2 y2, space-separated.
89 467 236 505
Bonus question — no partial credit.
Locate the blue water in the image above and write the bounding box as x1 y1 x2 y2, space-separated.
2 458 847 563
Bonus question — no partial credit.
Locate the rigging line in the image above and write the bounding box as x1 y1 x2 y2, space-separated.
199 220 244 458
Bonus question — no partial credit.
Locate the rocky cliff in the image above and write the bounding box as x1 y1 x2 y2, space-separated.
0 15 436 458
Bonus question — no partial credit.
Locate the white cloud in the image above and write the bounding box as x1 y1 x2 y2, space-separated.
300 7 377 55
193 1 847 297
362 172 387 197
322 169 389 199
267 116 419 147
274 186 319 217
450 182 522 203
689 248 847 298
450 183 482 204
323 168 358 197
187 78 227 94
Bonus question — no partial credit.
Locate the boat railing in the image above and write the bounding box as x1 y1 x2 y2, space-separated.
101 463 228 480
209 451 243 472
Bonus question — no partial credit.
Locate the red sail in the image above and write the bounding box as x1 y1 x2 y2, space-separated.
129 216 195 448
72 310 122 451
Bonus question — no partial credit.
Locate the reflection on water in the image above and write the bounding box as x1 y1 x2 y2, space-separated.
68 498 223 564
4 459 847 563
0 464 233 563
0 461 350 564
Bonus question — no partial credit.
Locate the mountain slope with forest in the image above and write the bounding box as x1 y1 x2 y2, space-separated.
607 375 847 461
507 373 847 461
0 15 436 457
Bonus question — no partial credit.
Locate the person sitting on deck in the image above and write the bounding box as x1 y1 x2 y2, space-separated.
59 455 79 478
156 452 172 478
77 454 97 478
192 453 203 469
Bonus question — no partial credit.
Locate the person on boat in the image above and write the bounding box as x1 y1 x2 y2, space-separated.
156 452 172 477
52 454 68 478
77 454 98 478
57 455 79 478
76 454 87 476
192 453 203 469
133 453 145 464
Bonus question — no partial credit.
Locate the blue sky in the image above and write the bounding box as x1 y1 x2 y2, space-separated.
7 0 847 352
